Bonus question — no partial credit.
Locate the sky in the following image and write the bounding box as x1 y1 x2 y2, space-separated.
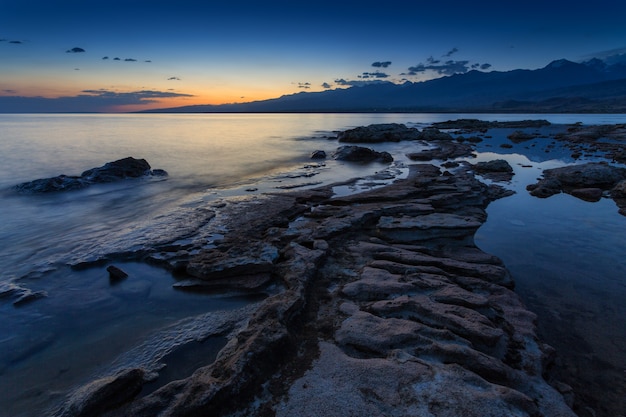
1 0 625 112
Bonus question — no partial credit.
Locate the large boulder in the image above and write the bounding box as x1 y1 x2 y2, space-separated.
15 157 167 193
332 146 393 163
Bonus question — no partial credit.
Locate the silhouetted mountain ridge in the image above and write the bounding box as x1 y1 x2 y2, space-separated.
145 58 626 113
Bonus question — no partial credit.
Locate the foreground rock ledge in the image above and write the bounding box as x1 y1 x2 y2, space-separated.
61 164 574 417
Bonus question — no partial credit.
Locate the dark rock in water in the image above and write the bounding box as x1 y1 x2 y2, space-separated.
570 188 604 202
310 150 327 159
337 123 422 143
407 141 474 161
507 130 541 143
432 119 551 131
58 368 144 417
528 162 626 214
472 159 514 182
0 282 48 306
473 159 513 173
81 157 152 182
15 157 167 193
332 145 393 163
107 265 129 282
14 175 90 193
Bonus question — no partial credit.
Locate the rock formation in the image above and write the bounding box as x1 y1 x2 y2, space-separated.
15 157 167 193
56 160 574 416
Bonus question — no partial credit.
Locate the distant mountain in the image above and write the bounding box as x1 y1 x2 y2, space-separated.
145 57 626 113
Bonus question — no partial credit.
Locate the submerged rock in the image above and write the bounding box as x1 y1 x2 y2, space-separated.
15 157 167 193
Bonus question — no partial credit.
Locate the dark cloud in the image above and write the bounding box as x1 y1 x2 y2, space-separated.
427 56 440 64
443 47 459 57
3 89 17 94
0 89 194 113
297 82 311 89
480 63 492 70
102 56 109 60
321 82 332 89
372 61 391 68
66 47 85 53
113 57 121 61
124 58 137 62
168 77 181 80
145 60 152 63
406 59 470 76
9 40 23 44
335 78 389 87
359 71 389 79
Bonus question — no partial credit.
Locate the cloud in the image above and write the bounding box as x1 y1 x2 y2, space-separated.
102 56 109 60
443 47 459 57
359 71 389 79
168 77 181 80
3 89 17 94
297 82 311 89
372 61 392 68
321 82 332 89
124 58 137 62
66 47 85 53
9 40 23 44
334 78 389 87
406 59 470 76
480 63 492 70
145 60 152 63
0 89 194 113
113 57 121 60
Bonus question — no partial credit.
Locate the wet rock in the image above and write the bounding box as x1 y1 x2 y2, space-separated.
337 123 422 143
507 130 540 143
527 162 626 214
15 157 167 193
186 240 279 280
59 368 145 417
310 150 326 159
0 281 48 306
107 265 129 282
332 145 393 163
432 119 551 131
472 159 514 182
407 140 474 161
570 187 604 202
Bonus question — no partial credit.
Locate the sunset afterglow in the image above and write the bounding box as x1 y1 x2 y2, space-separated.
1 0 625 112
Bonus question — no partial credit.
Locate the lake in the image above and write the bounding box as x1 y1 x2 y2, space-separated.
1 113 624 416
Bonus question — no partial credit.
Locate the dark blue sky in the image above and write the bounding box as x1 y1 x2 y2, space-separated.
1 0 625 111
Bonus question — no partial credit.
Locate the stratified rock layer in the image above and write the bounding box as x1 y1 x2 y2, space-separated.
77 163 575 417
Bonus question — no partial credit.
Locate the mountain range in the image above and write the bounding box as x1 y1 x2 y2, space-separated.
145 56 626 113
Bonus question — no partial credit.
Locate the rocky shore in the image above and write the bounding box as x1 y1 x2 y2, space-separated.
48 122 585 417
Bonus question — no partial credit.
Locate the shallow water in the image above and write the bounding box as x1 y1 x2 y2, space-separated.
1 113 625 416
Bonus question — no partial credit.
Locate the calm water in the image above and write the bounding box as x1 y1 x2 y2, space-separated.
1 113 625 416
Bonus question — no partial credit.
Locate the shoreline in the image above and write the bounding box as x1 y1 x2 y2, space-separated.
4 119 624 416
51 122 584 416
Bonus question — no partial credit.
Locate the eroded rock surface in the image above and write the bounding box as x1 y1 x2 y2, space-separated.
64 163 576 417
